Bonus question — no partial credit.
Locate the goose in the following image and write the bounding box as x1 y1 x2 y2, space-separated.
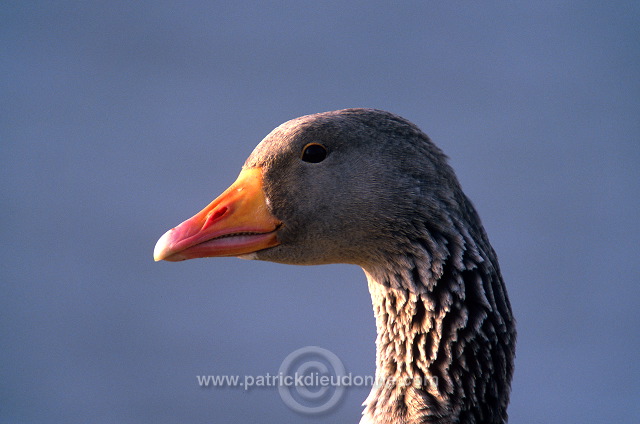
154 108 516 423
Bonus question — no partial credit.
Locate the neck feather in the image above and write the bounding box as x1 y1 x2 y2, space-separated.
359 231 515 424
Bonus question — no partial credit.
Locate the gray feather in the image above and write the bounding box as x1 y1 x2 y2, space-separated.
247 109 515 423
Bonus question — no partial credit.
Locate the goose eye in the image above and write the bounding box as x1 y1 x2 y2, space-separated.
301 143 327 163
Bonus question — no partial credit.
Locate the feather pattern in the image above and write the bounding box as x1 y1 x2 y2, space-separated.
362 208 514 423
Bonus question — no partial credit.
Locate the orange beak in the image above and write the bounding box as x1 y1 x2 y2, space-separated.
154 167 281 262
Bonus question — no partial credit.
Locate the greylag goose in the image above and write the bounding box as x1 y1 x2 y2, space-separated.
154 109 516 423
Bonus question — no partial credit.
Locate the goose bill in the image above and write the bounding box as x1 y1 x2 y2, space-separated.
153 167 281 262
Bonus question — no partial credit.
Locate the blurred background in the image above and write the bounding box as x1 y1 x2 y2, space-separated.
2 2 639 423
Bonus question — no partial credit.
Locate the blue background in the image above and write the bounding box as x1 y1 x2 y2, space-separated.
3 2 639 423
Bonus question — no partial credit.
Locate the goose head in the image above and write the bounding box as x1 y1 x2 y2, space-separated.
156 109 464 270
154 108 515 424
